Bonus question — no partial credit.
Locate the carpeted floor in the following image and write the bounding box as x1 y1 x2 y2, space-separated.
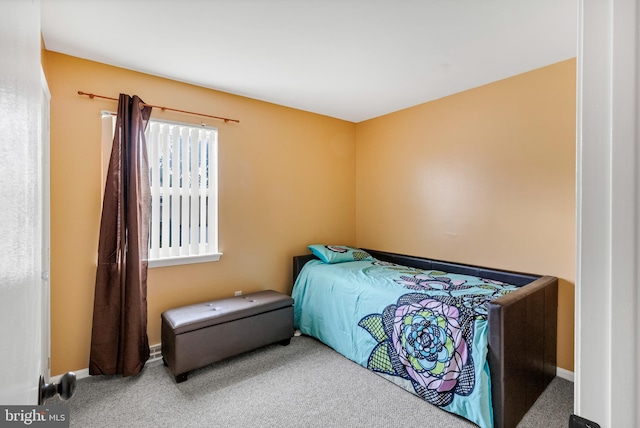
52 335 573 427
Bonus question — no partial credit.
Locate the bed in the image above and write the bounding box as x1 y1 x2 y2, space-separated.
292 246 558 428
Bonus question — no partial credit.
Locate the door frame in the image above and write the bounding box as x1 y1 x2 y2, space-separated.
41 67 51 382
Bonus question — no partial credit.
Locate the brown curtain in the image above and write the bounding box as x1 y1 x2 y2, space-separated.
89 94 152 376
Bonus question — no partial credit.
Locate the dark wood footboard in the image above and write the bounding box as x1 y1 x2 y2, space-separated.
292 249 558 428
487 275 558 428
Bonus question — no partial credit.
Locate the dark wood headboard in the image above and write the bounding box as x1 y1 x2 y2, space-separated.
292 248 540 287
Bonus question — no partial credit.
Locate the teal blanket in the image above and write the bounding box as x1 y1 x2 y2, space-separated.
292 259 519 428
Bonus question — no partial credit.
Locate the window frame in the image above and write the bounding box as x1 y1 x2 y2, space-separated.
101 112 222 268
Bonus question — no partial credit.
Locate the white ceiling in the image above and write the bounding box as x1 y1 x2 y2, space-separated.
41 0 577 123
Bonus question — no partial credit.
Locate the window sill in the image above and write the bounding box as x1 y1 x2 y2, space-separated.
148 253 223 268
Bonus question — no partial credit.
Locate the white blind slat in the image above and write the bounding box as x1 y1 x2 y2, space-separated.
160 124 171 258
148 122 161 260
169 126 181 257
189 128 199 254
198 129 207 252
180 127 190 255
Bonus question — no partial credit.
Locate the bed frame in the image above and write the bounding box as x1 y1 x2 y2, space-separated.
292 249 558 428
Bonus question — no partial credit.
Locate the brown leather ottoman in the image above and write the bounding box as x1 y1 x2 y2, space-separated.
161 290 294 383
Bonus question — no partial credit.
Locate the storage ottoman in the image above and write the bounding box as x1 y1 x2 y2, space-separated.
161 290 294 383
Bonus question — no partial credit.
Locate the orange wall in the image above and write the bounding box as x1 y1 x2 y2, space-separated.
45 51 356 375
355 59 576 371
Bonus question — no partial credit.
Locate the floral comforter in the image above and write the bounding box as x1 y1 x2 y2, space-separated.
292 259 519 428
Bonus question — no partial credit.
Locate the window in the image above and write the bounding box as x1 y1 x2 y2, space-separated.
102 113 222 267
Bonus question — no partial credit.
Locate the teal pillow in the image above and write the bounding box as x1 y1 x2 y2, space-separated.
308 245 374 264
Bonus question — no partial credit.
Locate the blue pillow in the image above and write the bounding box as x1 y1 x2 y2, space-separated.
308 245 374 264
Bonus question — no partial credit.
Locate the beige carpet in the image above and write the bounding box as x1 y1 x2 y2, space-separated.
52 335 573 428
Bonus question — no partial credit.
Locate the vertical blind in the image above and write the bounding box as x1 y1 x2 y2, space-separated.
145 120 219 260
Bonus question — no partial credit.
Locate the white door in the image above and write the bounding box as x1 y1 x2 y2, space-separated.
0 0 45 404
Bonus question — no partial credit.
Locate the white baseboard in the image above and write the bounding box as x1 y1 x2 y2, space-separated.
556 367 574 382
50 368 89 384
50 343 162 383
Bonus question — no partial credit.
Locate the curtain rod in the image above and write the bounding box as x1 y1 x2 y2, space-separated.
77 91 239 123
